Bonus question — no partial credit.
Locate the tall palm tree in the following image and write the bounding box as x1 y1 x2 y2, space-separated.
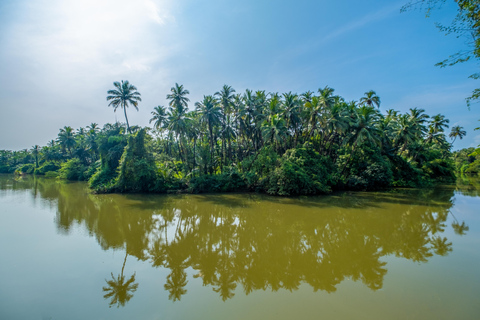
196 96 221 170
150 105 168 134
57 126 76 156
429 114 450 134
449 125 467 143
167 83 190 114
107 80 142 134
215 85 236 167
261 115 287 152
282 92 300 145
359 90 381 108
31 145 40 168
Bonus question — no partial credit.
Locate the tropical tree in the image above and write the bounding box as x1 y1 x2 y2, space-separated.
57 126 76 156
106 80 142 134
196 95 221 170
167 83 190 114
215 85 236 167
429 114 450 134
31 145 40 168
150 105 168 135
261 115 287 152
359 90 381 108
449 125 467 144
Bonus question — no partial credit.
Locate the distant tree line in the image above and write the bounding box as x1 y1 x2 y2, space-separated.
1 81 476 195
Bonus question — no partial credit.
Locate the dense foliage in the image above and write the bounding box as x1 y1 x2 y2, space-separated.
1 83 469 195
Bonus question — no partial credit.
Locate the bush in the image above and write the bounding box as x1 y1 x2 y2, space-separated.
34 161 61 175
260 143 334 196
113 129 158 193
347 162 393 190
16 163 35 174
188 170 247 193
44 171 59 178
422 158 456 182
58 158 86 181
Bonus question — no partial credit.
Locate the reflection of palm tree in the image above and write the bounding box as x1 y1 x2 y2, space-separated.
102 252 139 308
449 210 469 235
431 236 452 256
164 268 188 301
452 221 469 235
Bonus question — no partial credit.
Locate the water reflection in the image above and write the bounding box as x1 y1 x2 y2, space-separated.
0 174 475 305
103 253 139 308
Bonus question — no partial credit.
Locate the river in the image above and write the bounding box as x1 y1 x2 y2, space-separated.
0 174 479 319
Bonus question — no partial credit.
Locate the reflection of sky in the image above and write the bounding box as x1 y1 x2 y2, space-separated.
0 0 479 150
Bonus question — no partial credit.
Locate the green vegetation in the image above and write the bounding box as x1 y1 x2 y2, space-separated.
1 82 469 195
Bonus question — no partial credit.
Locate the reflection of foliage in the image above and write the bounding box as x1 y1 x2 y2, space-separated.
452 221 469 235
102 252 139 308
4 175 473 302
103 272 139 308
431 237 453 257
164 269 187 301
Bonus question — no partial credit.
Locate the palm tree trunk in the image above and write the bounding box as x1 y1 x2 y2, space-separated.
123 102 131 134
121 252 128 278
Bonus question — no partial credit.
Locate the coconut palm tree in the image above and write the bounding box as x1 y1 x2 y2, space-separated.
31 145 40 168
150 105 168 134
57 126 76 156
215 85 236 167
107 80 142 134
261 115 287 152
196 96 221 169
167 83 190 114
359 90 381 108
429 114 450 134
449 125 467 143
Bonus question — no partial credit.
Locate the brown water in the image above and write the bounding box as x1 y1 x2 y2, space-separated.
0 174 479 319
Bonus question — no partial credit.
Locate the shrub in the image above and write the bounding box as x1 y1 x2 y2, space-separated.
260 143 334 196
34 161 61 175
58 158 86 181
44 171 59 178
188 170 246 193
16 163 35 174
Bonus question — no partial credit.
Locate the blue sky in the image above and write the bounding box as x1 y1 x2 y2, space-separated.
0 0 478 150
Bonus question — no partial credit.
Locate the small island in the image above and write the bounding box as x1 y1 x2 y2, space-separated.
1 82 478 195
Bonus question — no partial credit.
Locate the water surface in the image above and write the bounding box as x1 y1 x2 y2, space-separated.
0 174 479 319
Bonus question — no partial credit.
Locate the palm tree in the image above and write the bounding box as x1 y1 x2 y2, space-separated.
261 115 287 152
343 106 381 175
429 114 450 134
359 90 381 108
196 96 221 170
449 125 467 143
167 108 191 162
281 92 300 145
107 80 142 134
215 85 236 167
57 126 76 156
31 145 40 168
167 83 190 114
150 105 168 134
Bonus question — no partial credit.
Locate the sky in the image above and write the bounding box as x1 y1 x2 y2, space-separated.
0 0 479 150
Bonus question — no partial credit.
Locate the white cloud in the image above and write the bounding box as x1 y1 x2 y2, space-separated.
0 0 181 149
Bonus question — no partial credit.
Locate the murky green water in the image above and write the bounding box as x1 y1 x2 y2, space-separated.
0 174 479 319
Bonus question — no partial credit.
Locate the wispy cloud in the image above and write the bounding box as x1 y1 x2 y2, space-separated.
322 2 402 42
